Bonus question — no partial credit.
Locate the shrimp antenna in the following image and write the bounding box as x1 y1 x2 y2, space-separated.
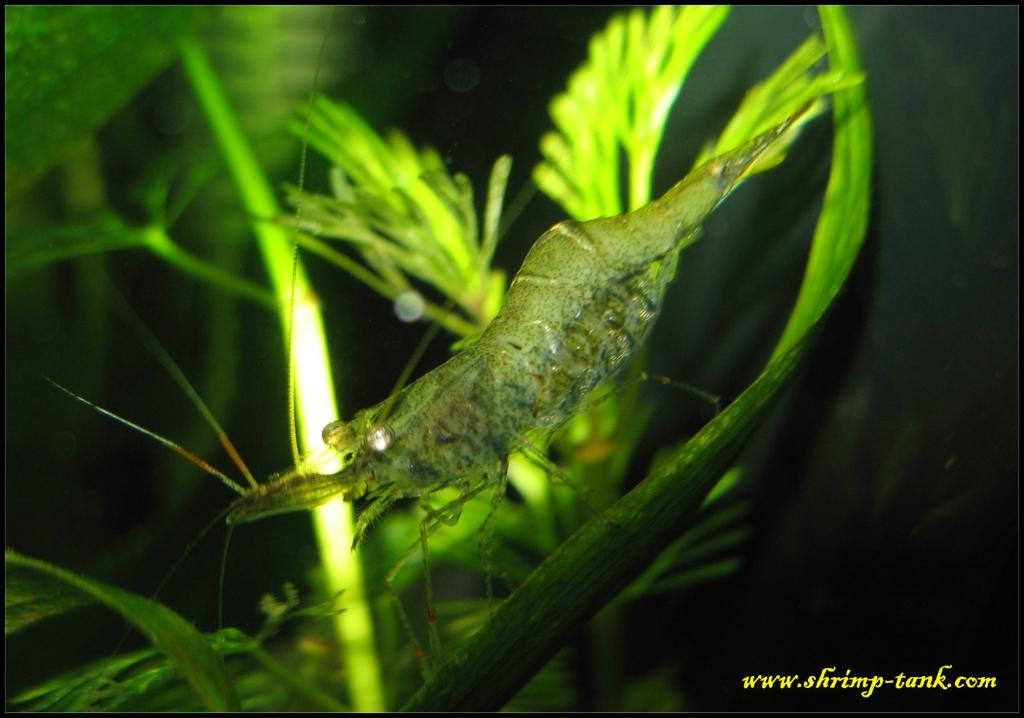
284 8 335 467
104 501 235 658
45 377 247 497
112 296 258 489
151 502 235 604
218 524 236 631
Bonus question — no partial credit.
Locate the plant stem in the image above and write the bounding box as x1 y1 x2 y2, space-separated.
178 37 385 711
141 226 276 308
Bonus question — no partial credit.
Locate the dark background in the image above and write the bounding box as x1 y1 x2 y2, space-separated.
6 6 1017 710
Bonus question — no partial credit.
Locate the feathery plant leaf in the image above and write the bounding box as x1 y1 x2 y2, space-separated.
536 6 863 225
534 5 730 218
11 631 254 712
4 200 276 308
620 493 751 601
286 97 511 335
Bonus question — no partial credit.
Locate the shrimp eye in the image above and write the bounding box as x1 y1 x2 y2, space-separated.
366 426 394 453
322 420 350 447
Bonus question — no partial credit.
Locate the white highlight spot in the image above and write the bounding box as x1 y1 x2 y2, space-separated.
394 290 426 323
367 426 394 453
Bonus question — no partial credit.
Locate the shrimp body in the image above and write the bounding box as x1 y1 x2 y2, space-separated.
228 112 803 536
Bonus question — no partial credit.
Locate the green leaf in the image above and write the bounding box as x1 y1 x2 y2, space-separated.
4 6 197 203
403 6 872 710
4 211 276 307
620 498 750 602
5 550 239 711
773 5 873 357
5 557 94 634
694 33 861 173
9 626 343 711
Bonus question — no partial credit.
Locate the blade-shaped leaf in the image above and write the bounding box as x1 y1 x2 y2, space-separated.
5 6 197 202
5 550 239 711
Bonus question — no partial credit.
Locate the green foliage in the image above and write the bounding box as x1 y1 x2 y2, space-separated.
4 6 198 202
534 5 730 217
693 34 860 171
6 5 871 712
286 98 512 336
6 550 238 711
10 645 181 711
773 5 873 358
620 481 751 601
6 552 350 711
405 6 871 710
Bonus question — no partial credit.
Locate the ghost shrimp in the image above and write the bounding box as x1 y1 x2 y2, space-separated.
223 108 806 661
228 109 805 531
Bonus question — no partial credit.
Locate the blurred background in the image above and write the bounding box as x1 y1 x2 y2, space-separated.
6 6 1017 711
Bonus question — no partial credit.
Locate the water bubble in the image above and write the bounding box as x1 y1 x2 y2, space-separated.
394 291 426 323
443 57 481 93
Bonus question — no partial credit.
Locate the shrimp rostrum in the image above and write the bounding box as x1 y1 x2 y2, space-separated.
226 110 805 549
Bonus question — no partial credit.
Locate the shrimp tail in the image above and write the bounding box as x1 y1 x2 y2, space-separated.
581 105 812 272
646 105 808 234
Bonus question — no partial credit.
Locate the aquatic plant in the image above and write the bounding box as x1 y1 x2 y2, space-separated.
6 6 870 710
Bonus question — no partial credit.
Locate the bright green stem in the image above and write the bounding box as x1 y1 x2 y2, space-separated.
178 38 385 711
141 225 276 308
628 145 655 212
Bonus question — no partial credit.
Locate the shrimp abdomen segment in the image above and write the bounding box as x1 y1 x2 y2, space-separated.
472 115 805 430
497 221 608 320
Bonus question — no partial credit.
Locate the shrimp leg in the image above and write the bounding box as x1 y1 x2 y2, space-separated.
479 460 510 612
384 479 490 676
